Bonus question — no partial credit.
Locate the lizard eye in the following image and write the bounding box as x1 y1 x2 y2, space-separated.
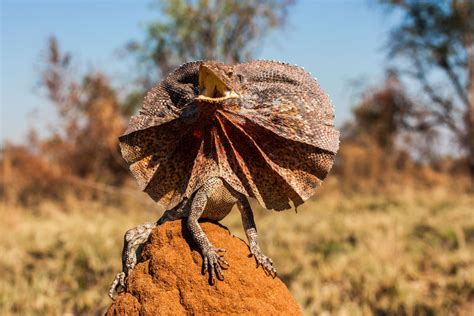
236 74 245 84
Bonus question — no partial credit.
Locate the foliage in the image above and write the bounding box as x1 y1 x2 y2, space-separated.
1 0 298 206
334 71 468 192
1 143 66 206
380 0 474 179
2 2 473 315
0 38 133 206
40 37 128 183
343 72 415 152
127 0 295 86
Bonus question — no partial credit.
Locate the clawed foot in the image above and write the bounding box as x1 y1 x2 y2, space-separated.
250 247 277 277
108 222 156 300
202 247 229 284
108 272 125 300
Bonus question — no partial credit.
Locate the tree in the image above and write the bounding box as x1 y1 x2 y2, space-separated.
127 0 295 88
343 72 414 152
380 0 474 181
40 37 127 184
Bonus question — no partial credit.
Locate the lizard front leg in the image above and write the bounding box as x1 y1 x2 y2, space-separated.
187 188 229 284
238 197 277 277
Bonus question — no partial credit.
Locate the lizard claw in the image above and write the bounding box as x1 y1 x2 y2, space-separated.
202 246 229 284
108 222 156 300
108 272 126 300
250 247 277 278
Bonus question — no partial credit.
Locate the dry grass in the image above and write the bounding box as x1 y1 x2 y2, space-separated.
1 187 473 315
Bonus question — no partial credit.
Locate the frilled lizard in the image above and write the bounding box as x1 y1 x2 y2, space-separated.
109 60 339 299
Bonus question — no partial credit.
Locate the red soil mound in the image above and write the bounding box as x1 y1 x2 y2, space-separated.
106 220 301 315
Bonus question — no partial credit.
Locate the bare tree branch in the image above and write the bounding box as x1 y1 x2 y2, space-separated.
438 58 470 108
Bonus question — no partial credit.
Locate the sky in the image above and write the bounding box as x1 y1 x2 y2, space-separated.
1 0 399 143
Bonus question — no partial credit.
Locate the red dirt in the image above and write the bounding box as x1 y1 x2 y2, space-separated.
106 220 302 315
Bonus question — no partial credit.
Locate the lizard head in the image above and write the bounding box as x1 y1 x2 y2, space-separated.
196 62 240 103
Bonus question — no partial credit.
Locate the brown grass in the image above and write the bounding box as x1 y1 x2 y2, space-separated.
1 186 473 315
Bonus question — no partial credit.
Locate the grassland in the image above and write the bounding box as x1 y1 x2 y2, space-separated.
1 186 473 315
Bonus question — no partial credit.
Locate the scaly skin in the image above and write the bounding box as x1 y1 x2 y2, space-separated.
110 60 339 299
109 177 275 299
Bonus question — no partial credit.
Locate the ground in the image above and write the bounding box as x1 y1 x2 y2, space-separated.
106 220 301 315
1 186 473 315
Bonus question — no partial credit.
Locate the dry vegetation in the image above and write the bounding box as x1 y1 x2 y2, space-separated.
1 183 473 315
1 2 473 315
0 40 472 316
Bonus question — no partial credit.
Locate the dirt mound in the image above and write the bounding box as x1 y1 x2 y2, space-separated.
106 220 301 315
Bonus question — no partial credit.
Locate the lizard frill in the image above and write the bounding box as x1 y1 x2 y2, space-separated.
119 60 339 211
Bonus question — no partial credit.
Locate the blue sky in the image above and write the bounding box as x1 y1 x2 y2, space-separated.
1 0 398 142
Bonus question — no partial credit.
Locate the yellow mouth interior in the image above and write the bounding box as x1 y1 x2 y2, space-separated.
197 68 238 101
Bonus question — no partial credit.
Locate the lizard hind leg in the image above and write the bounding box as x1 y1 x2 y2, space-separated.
238 197 277 277
108 222 156 300
108 203 189 300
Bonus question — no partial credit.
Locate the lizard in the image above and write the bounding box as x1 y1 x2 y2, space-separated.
109 60 339 299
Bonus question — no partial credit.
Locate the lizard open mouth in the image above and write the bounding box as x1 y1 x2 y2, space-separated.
196 66 239 102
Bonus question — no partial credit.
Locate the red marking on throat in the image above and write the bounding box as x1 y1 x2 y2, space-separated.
193 129 202 139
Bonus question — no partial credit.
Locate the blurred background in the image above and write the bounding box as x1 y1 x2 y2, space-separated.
1 0 473 315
